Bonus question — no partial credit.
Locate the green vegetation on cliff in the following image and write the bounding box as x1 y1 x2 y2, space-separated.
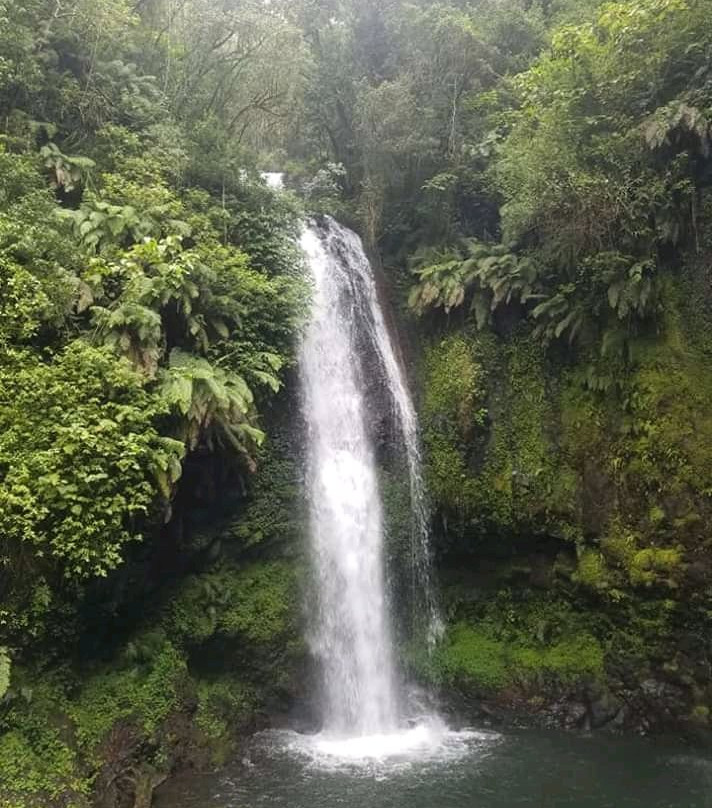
418 318 711 729
0 553 303 808
3 0 712 804
0 2 309 805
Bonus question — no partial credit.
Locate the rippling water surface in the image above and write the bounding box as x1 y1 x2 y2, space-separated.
155 724 712 808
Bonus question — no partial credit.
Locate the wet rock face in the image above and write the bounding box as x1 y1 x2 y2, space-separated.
439 680 699 738
587 689 624 730
354 320 398 464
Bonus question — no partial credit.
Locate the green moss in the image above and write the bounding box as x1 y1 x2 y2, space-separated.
511 635 604 682
195 677 255 742
435 620 603 693
573 548 610 592
625 357 712 505
422 329 580 540
628 547 683 588
485 335 580 535
0 619 291 808
68 638 186 757
438 624 510 690
421 333 484 514
690 705 710 726
600 527 637 569
167 560 296 646
423 433 478 514
574 524 685 596
423 335 482 434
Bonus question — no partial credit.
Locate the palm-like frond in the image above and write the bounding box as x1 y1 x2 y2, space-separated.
159 349 264 464
408 239 538 327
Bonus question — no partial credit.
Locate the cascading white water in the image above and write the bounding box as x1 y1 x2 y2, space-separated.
299 215 444 744
299 222 398 736
326 225 443 647
253 172 477 762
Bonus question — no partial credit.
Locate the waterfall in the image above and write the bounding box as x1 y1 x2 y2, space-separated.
299 216 440 738
327 225 443 648
299 221 398 735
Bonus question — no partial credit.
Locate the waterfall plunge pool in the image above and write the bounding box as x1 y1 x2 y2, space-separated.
154 724 712 808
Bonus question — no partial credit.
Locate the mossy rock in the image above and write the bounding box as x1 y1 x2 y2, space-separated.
421 329 580 542
433 620 604 695
166 560 298 647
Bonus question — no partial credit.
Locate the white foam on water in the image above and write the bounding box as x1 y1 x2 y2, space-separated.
263 721 500 773
313 723 439 760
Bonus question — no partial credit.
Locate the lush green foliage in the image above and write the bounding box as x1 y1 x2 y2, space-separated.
0 6 307 801
3 0 712 802
0 0 307 655
0 638 186 807
403 0 712 362
0 554 303 807
0 344 183 645
409 240 536 329
168 561 296 647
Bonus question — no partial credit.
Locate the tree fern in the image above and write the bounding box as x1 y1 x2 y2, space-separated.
408 239 537 327
160 350 264 464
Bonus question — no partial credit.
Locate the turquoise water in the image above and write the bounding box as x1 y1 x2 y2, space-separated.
155 726 712 808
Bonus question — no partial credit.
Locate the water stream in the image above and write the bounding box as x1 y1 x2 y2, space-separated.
320 221 442 647
299 220 399 736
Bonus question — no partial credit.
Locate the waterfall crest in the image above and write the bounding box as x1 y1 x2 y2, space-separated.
299 216 441 738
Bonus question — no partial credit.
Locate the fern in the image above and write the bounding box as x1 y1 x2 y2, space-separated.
642 101 712 157
40 143 95 192
408 239 538 328
160 350 264 463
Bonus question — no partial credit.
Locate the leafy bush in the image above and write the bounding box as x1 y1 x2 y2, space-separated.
195 678 255 741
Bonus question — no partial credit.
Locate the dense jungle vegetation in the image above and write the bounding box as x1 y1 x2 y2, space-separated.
1 0 712 805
